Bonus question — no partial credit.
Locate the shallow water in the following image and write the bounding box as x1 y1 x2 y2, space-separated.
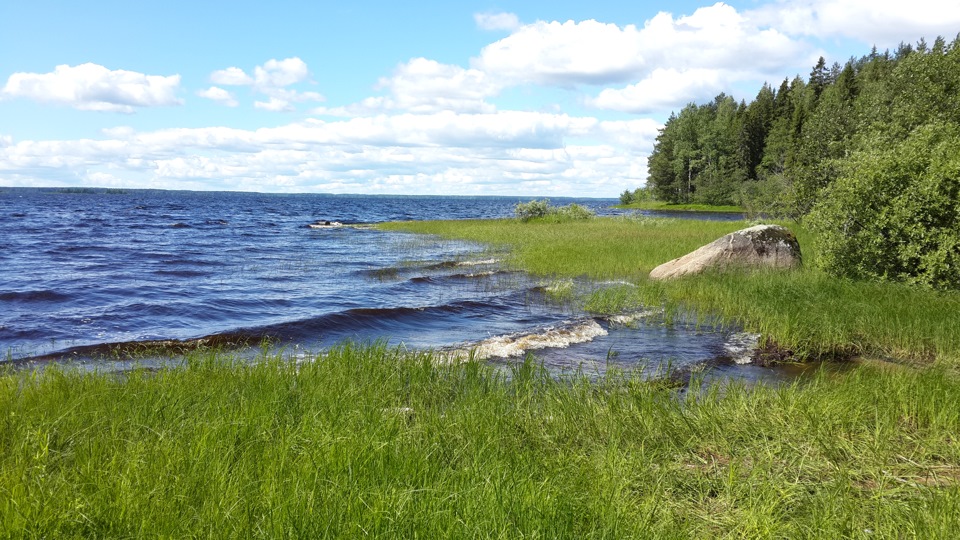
0 188 786 383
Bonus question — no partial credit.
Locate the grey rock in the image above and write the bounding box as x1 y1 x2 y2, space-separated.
649 224 801 280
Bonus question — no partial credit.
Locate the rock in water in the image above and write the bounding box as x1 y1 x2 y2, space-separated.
649 224 801 280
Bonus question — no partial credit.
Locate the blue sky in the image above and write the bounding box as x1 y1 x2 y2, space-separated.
2 0 958 196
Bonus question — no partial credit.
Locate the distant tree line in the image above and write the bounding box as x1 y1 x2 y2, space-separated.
638 35 960 289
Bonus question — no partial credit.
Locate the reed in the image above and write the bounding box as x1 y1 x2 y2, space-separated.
2 344 959 537
380 217 960 365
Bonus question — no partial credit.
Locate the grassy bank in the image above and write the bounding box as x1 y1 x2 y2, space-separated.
614 201 744 213
5 216 959 537
3 345 960 537
379 217 960 365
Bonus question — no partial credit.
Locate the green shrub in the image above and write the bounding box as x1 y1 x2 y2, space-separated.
514 199 595 222
514 199 552 221
807 123 960 290
738 173 798 220
555 203 595 221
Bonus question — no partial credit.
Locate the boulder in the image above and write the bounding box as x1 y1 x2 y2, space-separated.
649 224 801 280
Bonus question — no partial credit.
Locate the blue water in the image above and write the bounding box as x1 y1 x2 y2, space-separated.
1 188 768 380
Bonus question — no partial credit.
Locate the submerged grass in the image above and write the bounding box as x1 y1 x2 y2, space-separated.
380 217 960 365
3 344 960 537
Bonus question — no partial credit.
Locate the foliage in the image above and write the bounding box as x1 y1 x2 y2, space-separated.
738 173 797 219
514 198 552 220
635 34 960 288
808 123 960 290
618 187 653 206
514 199 594 222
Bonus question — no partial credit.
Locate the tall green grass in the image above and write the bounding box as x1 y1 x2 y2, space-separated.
380 217 960 365
3 344 959 537
380 217 743 280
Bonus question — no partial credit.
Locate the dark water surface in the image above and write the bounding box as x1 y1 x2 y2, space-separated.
1 188 772 381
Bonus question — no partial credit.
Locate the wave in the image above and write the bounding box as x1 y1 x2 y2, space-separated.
455 258 499 267
152 269 211 278
408 271 501 285
7 294 541 365
0 290 71 303
723 332 760 364
439 319 608 362
422 258 500 271
9 332 260 365
362 259 504 281
604 310 659 326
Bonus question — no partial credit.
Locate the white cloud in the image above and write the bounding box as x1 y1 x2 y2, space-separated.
462 2 812 114
1 63 182 113
747 0 960 46
589 68 727 113
210 66 254 86
207 57 323 111
475 19 646 86
254 97 294 112
474 3 805 89
318 3 817 118
197 86 239 107
0 112 656 196
253 57 309 88
474 12 521 31
316 58 499 116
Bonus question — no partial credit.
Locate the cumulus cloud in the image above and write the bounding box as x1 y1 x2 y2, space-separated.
207 57 324 111
474 12 521 31
316 58 500 116
462 3 815 113
0 63 182 113
317 3 818 118
253 57 310 88
475 19 646 86
474 3 804 89
197 86 239 107
0 112 656 196
747 0 960 46
588 68 727 114
210 66 254 86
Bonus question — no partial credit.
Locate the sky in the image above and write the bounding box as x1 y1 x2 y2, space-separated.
1 1 959 197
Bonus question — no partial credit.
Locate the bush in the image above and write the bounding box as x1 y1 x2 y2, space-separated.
514 199 595 223
807 123 960 290
738 174 799 220
555 203 595 221
618 187 653 206
514 199 552 221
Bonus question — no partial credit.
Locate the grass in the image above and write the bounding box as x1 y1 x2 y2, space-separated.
3 344 960 537
615 200 744 213
379 216 960 365
5 214 959 537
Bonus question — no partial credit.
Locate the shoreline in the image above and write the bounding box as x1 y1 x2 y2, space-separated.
613 201 745 213
3 215 960 536
379 216 959 367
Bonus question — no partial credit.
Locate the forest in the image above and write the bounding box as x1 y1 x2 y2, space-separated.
630 35 960 290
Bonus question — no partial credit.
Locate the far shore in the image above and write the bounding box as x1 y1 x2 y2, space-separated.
614 200 745 213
